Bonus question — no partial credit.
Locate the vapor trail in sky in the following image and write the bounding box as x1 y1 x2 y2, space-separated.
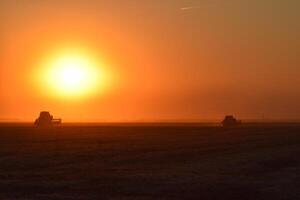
180 6 201 11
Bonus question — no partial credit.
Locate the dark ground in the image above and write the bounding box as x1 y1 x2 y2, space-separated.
0 124 300 200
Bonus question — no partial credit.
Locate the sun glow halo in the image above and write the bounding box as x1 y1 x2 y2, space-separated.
41 51 103 99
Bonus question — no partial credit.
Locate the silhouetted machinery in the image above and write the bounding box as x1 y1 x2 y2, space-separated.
222 115 241 127
34 111 62 126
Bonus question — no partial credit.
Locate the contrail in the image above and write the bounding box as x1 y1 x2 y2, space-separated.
180 6 201 11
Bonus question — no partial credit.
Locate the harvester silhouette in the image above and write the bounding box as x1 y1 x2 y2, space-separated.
222 115 241 127
34 111 62 126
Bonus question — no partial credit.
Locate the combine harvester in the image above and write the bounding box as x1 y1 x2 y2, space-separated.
222 115 242 127
34 111 62 127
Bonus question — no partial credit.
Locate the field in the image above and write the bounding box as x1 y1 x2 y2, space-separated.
0 124 300 200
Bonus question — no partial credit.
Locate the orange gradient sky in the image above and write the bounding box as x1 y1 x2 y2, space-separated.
1 0 300 122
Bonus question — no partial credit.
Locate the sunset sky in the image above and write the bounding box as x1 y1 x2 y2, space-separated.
1 0 300 122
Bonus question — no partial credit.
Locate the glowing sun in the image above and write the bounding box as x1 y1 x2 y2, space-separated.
37 49 107 99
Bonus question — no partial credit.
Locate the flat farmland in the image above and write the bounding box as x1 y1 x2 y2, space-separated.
0 124 300 200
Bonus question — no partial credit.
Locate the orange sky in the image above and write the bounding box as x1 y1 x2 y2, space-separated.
1 0 300 122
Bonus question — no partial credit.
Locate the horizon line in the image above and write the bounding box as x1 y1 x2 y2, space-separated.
1 119 300 124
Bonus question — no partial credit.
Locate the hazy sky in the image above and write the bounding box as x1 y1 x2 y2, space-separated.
1 0 300 122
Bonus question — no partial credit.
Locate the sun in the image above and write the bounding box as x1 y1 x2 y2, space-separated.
36 49 107 99
47 55 99 96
